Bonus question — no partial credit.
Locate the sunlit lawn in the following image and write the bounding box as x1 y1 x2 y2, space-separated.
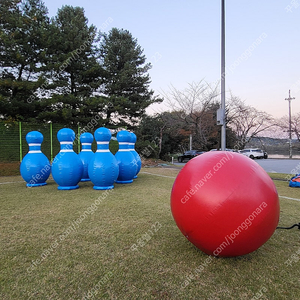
1 167 300 299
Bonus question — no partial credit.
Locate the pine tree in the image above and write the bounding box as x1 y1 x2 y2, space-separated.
99 28 162 128
38 5 103 124
0 0 50 121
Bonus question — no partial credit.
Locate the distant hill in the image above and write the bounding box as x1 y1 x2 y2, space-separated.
245 137 300 155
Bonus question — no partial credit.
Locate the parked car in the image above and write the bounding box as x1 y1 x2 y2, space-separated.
177 150 205 162
239 148 267 159
210 148 238 152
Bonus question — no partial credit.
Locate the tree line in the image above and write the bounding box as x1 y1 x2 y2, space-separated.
136 81 299 160
136 81 278 160
1 1 294 160
0 0 161 127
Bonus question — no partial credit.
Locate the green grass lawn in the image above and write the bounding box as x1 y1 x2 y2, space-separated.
1 168 300 300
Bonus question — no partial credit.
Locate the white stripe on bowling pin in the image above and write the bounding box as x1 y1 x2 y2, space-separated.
97 142 109 145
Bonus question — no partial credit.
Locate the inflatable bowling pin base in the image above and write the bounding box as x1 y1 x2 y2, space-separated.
116 179 133 184
93 185 114 190
27 182 47 188
57 185 79 190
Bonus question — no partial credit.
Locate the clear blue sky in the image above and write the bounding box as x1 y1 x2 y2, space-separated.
43 0 300 118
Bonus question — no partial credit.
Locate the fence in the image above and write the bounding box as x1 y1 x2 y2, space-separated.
0 121 118 163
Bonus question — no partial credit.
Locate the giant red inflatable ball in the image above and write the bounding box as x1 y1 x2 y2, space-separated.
171 151 280 257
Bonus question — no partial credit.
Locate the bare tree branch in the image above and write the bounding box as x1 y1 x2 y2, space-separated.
159 80 220 149
227 95 276 149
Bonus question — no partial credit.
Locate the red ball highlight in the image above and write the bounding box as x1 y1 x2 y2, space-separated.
171 151 280 257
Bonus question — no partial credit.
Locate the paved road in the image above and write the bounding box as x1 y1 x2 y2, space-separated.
174 158 300 174
255 159 300 174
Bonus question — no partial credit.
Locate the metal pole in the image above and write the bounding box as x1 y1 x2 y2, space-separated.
78 124 80 154
221 0 226 151
288 99 292 159
19 121 22 162
50 122 53 161
285 90 295 159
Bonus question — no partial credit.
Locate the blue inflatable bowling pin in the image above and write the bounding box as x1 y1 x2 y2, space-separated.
88 127 119 190
78 132 94 182
129 132 142 179
20 131 51 187
52 128 83 190
115 130 137 184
